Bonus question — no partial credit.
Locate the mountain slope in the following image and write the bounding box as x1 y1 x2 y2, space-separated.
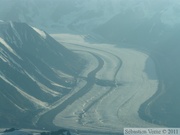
1 0 180 34
94 1 180 127
0 21 84 128
0 0 121 33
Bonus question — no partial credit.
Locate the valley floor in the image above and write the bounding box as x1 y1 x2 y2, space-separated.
38 34 163 134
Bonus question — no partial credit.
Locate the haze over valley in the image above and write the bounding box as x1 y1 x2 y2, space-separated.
0 0 180 135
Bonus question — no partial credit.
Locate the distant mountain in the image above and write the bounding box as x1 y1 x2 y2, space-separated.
93 0 180 127
1 0 180 34
95 0 180 46
0 21 84 128
0 0 121 33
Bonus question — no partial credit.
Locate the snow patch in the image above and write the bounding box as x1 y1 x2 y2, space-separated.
0 20 4 24
32 27 46 39
0 73 48 109
9 22 23 47
0 37 21 59
0 55 8 63
51 68 73 79
2 93 26 112
51 82 71 89
24 71 60 97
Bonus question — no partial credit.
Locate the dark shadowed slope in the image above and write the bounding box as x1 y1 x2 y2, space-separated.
0 21 85 128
